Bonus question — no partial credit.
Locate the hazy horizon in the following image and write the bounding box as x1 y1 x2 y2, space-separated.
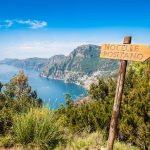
0 0 150 60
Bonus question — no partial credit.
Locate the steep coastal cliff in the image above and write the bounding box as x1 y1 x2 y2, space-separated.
1 44 119 88
40 44 118 88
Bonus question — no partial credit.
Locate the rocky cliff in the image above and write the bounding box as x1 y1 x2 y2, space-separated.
41 44 118 88
1 44 119 88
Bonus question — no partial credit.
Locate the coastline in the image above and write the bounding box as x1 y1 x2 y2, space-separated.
40 70 117 90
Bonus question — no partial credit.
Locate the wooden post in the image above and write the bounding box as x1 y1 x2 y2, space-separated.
106 36 132 150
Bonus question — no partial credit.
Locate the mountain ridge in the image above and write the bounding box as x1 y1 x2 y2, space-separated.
0 44 119 88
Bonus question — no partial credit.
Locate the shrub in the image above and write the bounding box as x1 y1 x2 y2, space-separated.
13 107 64 150
58 60 150 149
58 98 113 134
89 79 109 101
3 71 42 112
0 71 42 137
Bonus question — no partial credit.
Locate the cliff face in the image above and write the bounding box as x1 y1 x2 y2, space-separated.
1 44 119 88
41 44 118 86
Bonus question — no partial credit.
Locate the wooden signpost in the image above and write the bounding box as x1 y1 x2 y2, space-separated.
100 36 150 150
101 43 150 62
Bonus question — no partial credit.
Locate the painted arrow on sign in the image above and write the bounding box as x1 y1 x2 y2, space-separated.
100 44 150 62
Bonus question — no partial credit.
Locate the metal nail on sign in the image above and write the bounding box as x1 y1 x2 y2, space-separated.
100 44 150 61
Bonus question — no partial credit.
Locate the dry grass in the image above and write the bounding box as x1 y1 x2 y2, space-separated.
55 131 139 150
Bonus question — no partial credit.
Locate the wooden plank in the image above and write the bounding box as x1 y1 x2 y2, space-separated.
100 44 150 61
106 36 131 150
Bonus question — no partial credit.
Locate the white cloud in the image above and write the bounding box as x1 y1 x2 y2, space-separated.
0 20 13 28
16 19 47 29
5 20 13 27
0 40 88 59
0 19 47 29
1 27 150 60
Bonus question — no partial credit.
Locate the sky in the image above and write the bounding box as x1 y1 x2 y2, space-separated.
0 0 150 59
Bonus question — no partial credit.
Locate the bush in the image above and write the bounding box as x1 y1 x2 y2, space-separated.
58 97 113 134
89 79 109 101
119 60 150 150
58 60 150 149
13 107 64 150
0 71 42 137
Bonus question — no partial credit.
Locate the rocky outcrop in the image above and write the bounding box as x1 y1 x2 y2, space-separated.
1 44 119 88
41 44 119 88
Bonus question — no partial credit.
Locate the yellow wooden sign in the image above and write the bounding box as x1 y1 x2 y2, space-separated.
100 44 150 62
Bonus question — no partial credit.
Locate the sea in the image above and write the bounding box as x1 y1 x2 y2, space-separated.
0 64 87 109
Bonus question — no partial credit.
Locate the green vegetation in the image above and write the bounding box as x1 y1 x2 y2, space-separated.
55 132 139 150
0 71 63 149
0 71 42 136
13 107 63 149
0 60 149 150
57 60 150 150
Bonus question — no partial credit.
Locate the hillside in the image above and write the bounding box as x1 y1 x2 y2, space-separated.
1 60 149 150
0 57 48 71
0 44 119 88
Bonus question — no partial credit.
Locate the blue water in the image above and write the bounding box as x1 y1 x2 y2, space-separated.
0 64 87 108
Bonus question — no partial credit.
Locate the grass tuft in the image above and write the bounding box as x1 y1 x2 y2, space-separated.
13 107 64 150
